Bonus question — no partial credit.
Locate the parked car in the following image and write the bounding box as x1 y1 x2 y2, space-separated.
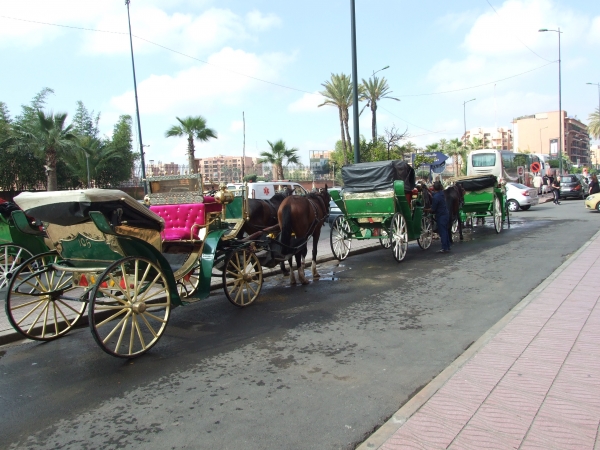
559 174 586 200
585 192 600 211
226 182 307 200
505 182 539 211
327 199 342 225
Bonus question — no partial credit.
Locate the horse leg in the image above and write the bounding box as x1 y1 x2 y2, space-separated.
280 261 289 275
458 211 464 241
288 256 297 285
311 228 321 278
297 247 309 285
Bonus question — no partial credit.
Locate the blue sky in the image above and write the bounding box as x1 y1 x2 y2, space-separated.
1 0 599 166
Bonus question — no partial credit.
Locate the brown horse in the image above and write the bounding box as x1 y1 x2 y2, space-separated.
444 184 465 242
277 186 330 285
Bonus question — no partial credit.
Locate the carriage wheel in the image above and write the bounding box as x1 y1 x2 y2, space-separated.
89 257 171 358
379 229 391 248
5 251 87 341
391 213 408 262
222 248 263 307
177 264 200 298
330 216 352 261
493 196 502 234
506 201 511 228
417 216 433 250
0 244 33 290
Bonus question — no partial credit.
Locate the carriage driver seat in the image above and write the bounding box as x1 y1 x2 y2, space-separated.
150 203 220 241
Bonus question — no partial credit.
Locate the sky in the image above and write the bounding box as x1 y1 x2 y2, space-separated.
1 0 599 167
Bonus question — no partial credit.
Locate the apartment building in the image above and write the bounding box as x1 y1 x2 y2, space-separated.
146 161 181 176
195 155 262 183
464 127 513 150
514 111 591 166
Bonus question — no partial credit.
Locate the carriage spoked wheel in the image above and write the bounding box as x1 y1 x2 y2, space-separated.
222 248 263 307
176 264 200 298
0 244 33 290
379 229 391 249
391 213 408 262
330 216 352 261
89 257 171 358
417 216 433 250
493 196 502 234
5 251 87 341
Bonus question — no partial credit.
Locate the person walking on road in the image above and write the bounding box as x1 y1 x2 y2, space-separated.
426 181 451 253
552 175 561 205
542 173 551 195
533 173 543 195
589 174 600 195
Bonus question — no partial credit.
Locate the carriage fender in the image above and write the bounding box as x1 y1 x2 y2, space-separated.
195 229 229 300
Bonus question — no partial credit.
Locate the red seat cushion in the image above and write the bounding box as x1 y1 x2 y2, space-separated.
149 203 206 241
202 196 222 214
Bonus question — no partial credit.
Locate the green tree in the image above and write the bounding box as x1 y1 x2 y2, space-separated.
319 73 358 165
165 116 217 173
359 76 399 142
588 109 600 139
359 136 387 162
447 138 463 176
72 100 100 138
14 87 54 129
16 110 78 191
258 139 300 180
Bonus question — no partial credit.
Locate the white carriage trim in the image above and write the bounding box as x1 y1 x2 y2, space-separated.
342 189 395 200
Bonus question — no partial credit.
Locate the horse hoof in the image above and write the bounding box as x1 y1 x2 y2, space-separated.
301 279 310 285
313 273 321 279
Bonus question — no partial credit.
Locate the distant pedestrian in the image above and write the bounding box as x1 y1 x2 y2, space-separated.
582 167 590 185
542 174 551 195
589 174 600 195
533 173 543 195
552 176 561 205
426 181 450 253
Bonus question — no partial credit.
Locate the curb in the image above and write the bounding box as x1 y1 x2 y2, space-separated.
0 240 382 347
356 227 600 450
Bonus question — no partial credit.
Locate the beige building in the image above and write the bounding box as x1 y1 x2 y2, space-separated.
514 111 591 165
195 155 262 183
590 144 600 169
464 127 513 150
146 161 181 176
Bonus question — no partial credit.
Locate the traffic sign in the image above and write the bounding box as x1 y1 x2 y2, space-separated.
531 162 541 173
517 166 525 176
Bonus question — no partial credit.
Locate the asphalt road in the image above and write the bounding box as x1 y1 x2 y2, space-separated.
0 199 597 450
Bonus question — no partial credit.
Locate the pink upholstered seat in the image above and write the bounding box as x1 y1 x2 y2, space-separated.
202 196 222 214
150 203 207 241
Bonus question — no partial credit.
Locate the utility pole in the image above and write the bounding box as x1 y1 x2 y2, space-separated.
350 0 360 164
242 111 246 181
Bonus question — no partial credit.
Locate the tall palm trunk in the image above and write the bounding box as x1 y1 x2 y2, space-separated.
187 136 196 173
343 108 352 162
371 101 377 143
46 147 58 191
338 107 348 165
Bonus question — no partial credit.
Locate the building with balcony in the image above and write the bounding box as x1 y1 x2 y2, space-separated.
514 111 591 166
309 150 333 178
195 155 262 183
463 127 513 150
146 161 181 176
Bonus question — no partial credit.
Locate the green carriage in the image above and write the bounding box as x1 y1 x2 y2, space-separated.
329 160 433 262
453 174 509 233
0 206 51 289
3 175 267 358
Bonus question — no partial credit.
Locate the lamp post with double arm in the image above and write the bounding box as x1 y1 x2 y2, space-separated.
539 27 563 175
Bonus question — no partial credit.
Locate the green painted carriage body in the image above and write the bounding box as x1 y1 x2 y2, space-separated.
0 211 50 256
331 180 423 240
460 186 506 220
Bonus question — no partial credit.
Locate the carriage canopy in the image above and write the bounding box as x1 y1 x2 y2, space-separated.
14 189 164 230
341 160 416 193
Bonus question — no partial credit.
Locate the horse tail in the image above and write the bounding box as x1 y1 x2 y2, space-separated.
279 203 293 247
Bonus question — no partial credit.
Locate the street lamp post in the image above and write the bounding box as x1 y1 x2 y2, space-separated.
539 126 548 153
539 27 563 175
463 98 476 149
85 152 90 188
587 82 600 116
350 0 360 164
125 0 147 194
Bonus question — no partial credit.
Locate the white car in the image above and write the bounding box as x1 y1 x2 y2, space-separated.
505 182 539 212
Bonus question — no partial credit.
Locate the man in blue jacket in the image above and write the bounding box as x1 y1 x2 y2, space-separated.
427 181 450 253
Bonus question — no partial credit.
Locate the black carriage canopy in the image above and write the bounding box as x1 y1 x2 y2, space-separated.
454 175 498 191
341 160 416 193
13 189 164 231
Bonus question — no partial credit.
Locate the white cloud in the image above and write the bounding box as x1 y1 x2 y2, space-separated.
246 10 282 31
589 16 600 44
0 2 280 57
110 47 294 115
288 92 323 112
230 120 244 131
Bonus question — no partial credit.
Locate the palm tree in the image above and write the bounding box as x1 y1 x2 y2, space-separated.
165 116 217 173
319 73 356 165
258 140 300 180
589 109 600 139
17 111 77 191
360 76 399 142
448 138 463 176
66 136 127 188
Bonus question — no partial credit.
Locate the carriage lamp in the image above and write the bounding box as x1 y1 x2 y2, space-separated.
214 183 235 221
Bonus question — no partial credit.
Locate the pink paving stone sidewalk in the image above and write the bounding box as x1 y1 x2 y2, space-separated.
371 234 600 450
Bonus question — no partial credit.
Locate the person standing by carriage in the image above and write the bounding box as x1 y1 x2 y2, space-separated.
552 175 561 205
426 181 451 253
